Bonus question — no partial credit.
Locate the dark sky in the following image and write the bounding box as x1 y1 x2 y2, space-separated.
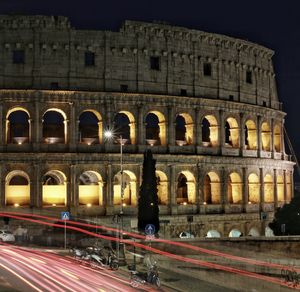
1 0 300 163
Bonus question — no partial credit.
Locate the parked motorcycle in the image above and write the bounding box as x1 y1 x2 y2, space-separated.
88 246 119 270
129 263 160 288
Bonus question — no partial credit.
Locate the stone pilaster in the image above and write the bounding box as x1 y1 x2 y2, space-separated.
168 106 175 146
34 163 42 208
259 168 264 210
257 115 262 157
138 104 145 145
195 108 201 146
273 169 278 208
242 167 248 211
69 102 76 150
219 110 225 147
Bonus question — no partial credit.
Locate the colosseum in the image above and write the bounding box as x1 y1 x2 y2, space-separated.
0 15 294 238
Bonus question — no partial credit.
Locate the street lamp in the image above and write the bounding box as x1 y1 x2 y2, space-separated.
104 130 126 265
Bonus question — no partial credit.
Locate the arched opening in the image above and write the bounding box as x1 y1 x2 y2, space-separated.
43 109 67 144
204 172 221 204
248 173 260 203
229 229 242 237
79 171 103 206
176 171 196 205
6 108 30 144
5 171 30 206
245 120 257 150
274 124 281 152
228 172 242 204
156 170 168 205
277 175 284 202
265 226 274 237
114 111 136 144
79 110 102 145
42 170 66 206
225 117 239 148
145 111 166 146
175 113 193 145
248 227 260 237
201 115 218 147
206 230 221 238
113 170 137 206
261 122 271 151
264 174 274 203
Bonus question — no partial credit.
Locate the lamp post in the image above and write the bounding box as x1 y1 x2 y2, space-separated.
104 130 126 265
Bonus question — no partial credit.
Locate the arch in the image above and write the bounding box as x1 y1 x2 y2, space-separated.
176 171 196 205
248 227 260 237
204 172 221 204
261 122 271 151
265 226 274 237
225 117 239 148
113 170 137 206
175 113 193 145
6 107 30 144
79 110 102 144
244 120 257 150
276 175 284 202
5 170 30 206
113 111 136 144
145 111 166 146
79 171 103 206
156 170 168 205
274 124 281 152
229 229 242 238
42 170 67 206
228 172 242 204
206 230 221 238
43 108 67 144
248 173 260 203
264 174 274 203
201 115 218 147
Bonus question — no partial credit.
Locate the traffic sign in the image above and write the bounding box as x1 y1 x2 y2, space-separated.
61 212 70 221
145 224 155 235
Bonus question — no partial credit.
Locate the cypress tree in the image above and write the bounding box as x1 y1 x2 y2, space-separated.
269 192 300 235
138 149 160 234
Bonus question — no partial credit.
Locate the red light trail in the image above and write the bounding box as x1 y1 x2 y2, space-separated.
0 212 297 290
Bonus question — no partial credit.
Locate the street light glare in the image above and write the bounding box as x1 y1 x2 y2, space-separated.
104 130 113 138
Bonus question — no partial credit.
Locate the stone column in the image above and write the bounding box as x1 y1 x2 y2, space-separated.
138 104 145 145
34 163 42 208
197 165 204 212
34 99 41 151
240 113 245 153
69 102 76 151
63 119 69 144
0 165 4 207
270 118 275 158
66 180 70 212
168 106 175 146
243 167 248 211
106 164 114 215
195 108 201 147
273 169 278 208
221 168 227 211
0 104 3 151
219 110 225 147
283 170 287 203
257 115 262 157
281 121 285 155
70 164 77 208
259 168 264 211
169 165 177 214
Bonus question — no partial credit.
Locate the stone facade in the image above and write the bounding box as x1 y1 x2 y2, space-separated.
0 15 294 237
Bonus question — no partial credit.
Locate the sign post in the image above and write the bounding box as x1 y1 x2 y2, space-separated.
61 212 70 249
145 224 155 262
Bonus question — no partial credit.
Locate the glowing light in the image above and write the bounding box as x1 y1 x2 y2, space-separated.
104 130 113 139
248 201 252 204
52 204 56 207
87 203 92 207
14 203 19 207
203 202 207 205
122 203 126 207
183 202 187 205
150 202 154 206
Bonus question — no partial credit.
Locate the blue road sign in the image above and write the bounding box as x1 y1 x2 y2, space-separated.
61 212 70 220
145 224 155 235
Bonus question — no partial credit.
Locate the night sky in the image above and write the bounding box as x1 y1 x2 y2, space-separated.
1 1 300 167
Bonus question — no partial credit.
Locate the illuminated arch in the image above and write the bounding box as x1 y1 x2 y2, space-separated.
6 107 31 144
204 172 221 204
245 120 257 150
274 124 281 152
79 171 103 206
248 173 260 203
225 117 239 148
43 108 68 144
176 171 196 205
206 230 221 238
42 170 67 206
264 174 274 203
276 175 284 202
229 229 242 237
114 111 136 144
113 170 137 206
5 170 30 206
156 170 168 205
261 122 271 151
228 172 242 204
79 110 102 144
145 111 166 146
201 115 219 147
248 227 260 237
175 113 193 145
